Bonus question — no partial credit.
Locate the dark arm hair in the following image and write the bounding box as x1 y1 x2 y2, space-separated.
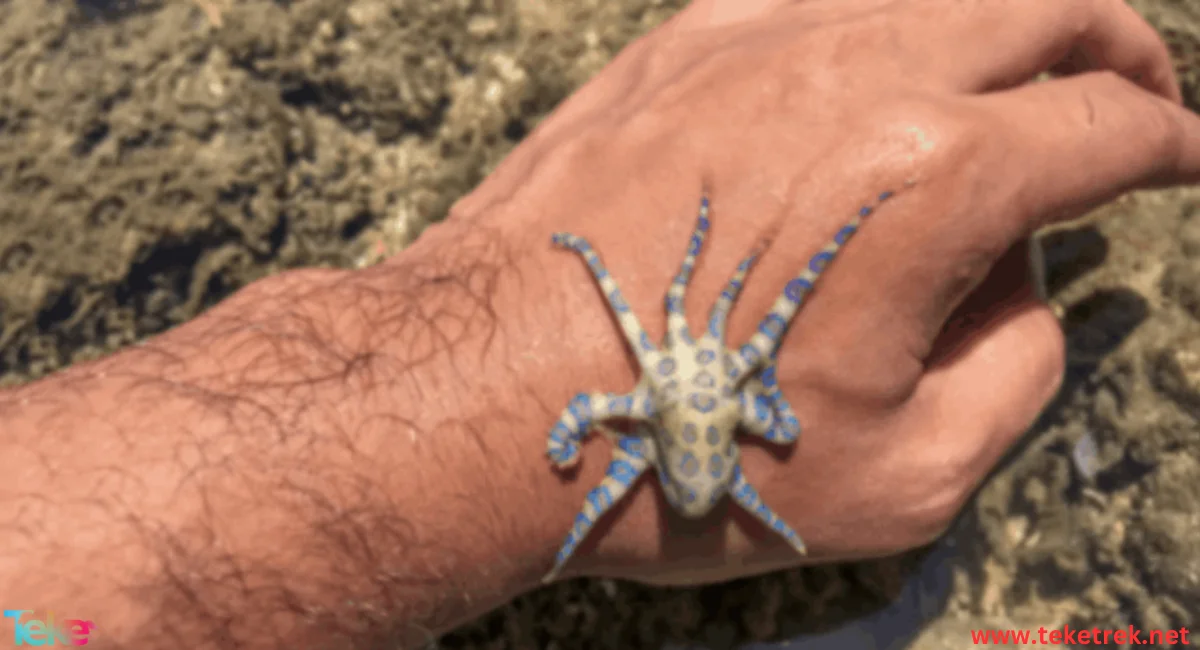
0 217 600 649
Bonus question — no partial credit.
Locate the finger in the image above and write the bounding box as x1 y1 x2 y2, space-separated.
696 0 782 25
813 71 1199 361
673 0 810 31
913 0 1180 102
901 270 1065 520
924 239 1044 370
986 69 1200 237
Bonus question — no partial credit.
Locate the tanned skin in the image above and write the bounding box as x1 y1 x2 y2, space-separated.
3 0 1200 648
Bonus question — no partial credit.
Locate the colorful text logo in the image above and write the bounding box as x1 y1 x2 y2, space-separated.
2 610 95 646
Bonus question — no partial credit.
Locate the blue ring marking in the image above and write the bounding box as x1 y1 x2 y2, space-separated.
697 215 710 231
687 235 702 256
695 349 716 365
761 365 778 388
705 424 721 446
694 371 716 389
610 459 641 485
555 542 576 563
550 421 570 439
567 396 592 422
682 422 698 444
708 453 725 478
606 395 630 413
707 314 723 339
609 292 630 313
657 357 677 376
809 251 834 274
879 190 894 201
759 313 786 339
739 344 761 366
859 205 872 218
683 488 698 504
753 395 771 423
734 483 753 503
834 224 858 245
782 414 801 435
617 436 643 455
639 331 654 351
784 277 813 303
689 393 717 413
665 295 683 314
754 501 772 521
679 451 700 478
586 485 615 511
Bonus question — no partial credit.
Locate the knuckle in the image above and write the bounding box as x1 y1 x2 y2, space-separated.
1089 70 1183 160
905 469 972 543
1089 67 1140 97
1142 98 1186 163
862 97 998 181
899 430 996 541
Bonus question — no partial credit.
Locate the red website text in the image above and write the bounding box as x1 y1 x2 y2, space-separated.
970 625 1190 645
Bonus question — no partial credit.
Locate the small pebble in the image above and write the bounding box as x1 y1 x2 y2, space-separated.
1072 431 1101 482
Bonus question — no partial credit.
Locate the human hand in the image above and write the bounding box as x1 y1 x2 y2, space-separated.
446 0 1200 585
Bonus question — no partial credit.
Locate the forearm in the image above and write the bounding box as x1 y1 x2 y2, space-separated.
0 212 610 649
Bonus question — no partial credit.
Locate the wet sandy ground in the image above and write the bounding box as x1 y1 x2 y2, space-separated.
0 1 1197 648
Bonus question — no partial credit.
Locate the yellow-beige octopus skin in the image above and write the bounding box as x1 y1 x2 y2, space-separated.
543 189 897 583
